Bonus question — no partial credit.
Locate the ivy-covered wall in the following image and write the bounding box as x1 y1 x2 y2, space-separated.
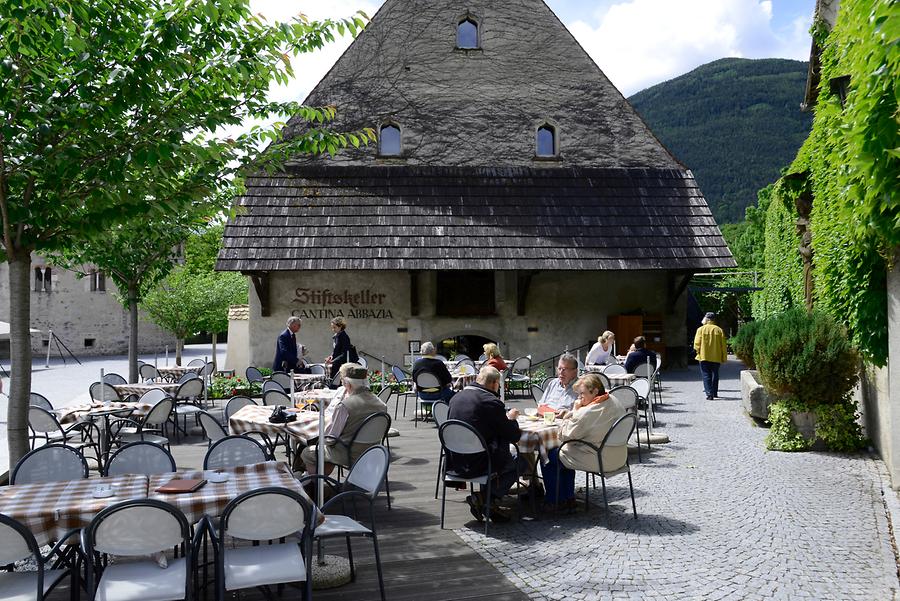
752 179 804 319
755 0 899 366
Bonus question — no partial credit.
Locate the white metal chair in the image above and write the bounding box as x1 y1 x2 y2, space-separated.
391 365 415 419
438 420 496 535
203 435 269 470
413 371 441 428
212 487 314 601
631 377 655 430
603 364 627 375
10 444 89 484
139 363 160 382
530 384 544 404
301 446 389 601
271 371 292 390
608 386 643 461
187 358 205 368
89 381 121 403
29 392 53 410
177 371 200 384
356 355 368 369
27 406 101 469
245 366 265 383
309 364 326 376
506 356 532 398
263 389 291 407
110 397 174 451
82 499 194 601
135 387 168 406
0 513 76 601
263 380 286 394
326 411 393 509
172 377 205 439
103 441 177 476
224 396 259 425
102 373 127 386
555 413 638 522
432 401 451 499
198 410 229 445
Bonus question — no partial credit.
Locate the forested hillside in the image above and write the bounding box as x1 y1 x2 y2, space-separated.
629 58 812 223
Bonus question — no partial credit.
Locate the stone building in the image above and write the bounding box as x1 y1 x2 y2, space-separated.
217 0 734 371
0 255 175 359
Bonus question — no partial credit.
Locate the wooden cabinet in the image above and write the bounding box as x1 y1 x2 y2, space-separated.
607 314 666 367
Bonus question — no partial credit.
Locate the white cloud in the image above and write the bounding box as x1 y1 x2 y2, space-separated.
567 0 813 96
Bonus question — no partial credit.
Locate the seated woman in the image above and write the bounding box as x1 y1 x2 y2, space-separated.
540 373 627 511
482 342 507 372
586 330 615 366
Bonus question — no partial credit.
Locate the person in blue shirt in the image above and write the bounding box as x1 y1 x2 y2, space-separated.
624 336 657 374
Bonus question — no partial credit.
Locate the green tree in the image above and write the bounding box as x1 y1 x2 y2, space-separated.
141 267 208 364
0 0 373 463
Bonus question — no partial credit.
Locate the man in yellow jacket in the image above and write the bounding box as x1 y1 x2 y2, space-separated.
694 312 727 400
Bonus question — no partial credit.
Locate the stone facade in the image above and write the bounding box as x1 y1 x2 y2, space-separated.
0 256 175 358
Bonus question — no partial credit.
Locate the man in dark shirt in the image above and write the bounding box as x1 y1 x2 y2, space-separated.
273 316 305 373
446 366 521 522
624 335 658 373
412 341 454 401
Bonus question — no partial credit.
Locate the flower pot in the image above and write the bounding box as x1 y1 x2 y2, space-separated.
789 410 828 451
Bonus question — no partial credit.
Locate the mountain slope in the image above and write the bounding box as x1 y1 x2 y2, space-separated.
629 58 812 223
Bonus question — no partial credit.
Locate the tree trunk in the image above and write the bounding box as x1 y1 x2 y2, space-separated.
7 254 33 466
175 338 183 365
127 285 139 383
211 332 218 371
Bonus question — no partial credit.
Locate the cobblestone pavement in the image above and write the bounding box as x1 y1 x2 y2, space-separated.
457 359 900 601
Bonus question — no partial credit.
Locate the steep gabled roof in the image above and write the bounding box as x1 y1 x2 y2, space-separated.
217 166 735 271
283 0 681 168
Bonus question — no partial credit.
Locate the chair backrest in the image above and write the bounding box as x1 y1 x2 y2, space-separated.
142 397 175 428
356 355 368 368
102 373 127 385
351 412 391 446
89 381 120 402
540 376 554 389
187 358 205 368
456 354 471 361
597 372 611 391
175 377 204 400
346 445 390 496
271 371 292 389
604 364 627 375
309 364 326 375
510 356 531 373
376 386 393 405
414 371 441 391
432 401 450 426
262 380 285 394
221 487 311 542
29 392 53 410
200 361 215 377
104 441 177 476
137 387 168 406
88 499 190 559
457 358 476 372
631 378 651 399
198 410 229 443
0 513 41 569
245 366 265 383
332 371 343 386
11 444 89 484
139 363 160 381
391 365 409 383
477 353 487 361
263 389 291 407
225 396 258 422
608 386 638 411
530 384 544 402
28 405 63 435
177 371 200 384
601 412 637 448
633 363 655 379
204 435 268 469
439 420 488 457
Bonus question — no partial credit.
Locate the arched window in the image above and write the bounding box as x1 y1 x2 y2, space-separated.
457 18 478 49
536 124 557 157
379 124 401 156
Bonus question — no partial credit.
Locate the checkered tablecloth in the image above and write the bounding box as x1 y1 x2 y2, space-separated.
55 401 154 426
290 389 339 409
606 373 636 387
147 461 307 524
0 474 149 546
156 366 202 379
228 405 326 444
516 417 561 462
112 383 180 397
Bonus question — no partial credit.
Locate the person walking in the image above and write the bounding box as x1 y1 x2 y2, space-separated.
694 312 727 400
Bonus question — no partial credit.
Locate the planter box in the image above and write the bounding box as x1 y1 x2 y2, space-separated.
740 370 777 420
790 410 828 451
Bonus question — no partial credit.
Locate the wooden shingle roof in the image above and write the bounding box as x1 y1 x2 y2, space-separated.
217 165 735 272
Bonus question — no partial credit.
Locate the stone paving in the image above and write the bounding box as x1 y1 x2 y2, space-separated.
457 359 900 601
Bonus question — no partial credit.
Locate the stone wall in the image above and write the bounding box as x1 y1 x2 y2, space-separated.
247 269 687 371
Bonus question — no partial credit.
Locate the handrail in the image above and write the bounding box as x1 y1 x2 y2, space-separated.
530 341 593 372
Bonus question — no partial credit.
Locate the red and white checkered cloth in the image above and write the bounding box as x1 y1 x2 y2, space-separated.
147 461 307 524
0 474 149 545
516 418 561 462
228 405 327 444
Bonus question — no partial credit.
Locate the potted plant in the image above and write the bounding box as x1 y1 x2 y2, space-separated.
732 320 777 419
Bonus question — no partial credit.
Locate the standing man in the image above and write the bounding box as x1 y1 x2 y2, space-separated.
694 312 727 400
273 316 303 373
539 353 579 413
446 366 522 523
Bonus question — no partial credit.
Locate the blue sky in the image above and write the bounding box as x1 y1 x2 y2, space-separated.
253 0 817 101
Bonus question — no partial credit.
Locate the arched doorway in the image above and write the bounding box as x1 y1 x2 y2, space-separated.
437 334 495 360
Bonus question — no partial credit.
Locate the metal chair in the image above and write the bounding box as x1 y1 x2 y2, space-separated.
300 446 389 601
631 377 655 429
635 362 663 405
172 378 205 439
224 396 259 426
197 410 229 445
309 364 326 376
211 487 313 601
10 444 89 484
187 358 206 368
102 373 127 386
203 435 269 470
89 381 120 403
413 371 441 428
27 406 102 468
135 387 168 406
82 499 194 601
0 513 76 601
271 371 292 390
456 354 471 361
263 389 291 407
139 363 160 382
29 392 53 410
596 372 611 392
391 365 415 419
604 364 627 375
608 385 643 461
530 384 544 404
263 380 286 394
457 358 476 373
555 413 638 521
327 412 393 508
110 397 174 451
176 371 200 384
438 420 496 535
103 441 177 476
356 355 368 369
245 366 265 384
506 356 532 398
432 401 451 499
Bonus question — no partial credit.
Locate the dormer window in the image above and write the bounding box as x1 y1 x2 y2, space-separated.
457 18 478 49
536 124 557 157
379 123 401 156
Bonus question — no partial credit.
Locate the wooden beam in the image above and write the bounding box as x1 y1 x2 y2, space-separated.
517 271 536 316
248 272 270 317
667 271 693 312
409 270 420 316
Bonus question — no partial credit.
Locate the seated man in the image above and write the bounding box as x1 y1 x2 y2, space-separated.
446 366 521 522
624 335 658 374
412 341 455 401
301 363 387 477
539 353 579 414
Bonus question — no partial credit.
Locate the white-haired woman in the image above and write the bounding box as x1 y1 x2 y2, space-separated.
585 330 615 366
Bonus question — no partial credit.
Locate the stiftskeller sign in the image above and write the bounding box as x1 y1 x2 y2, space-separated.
291 288 394 319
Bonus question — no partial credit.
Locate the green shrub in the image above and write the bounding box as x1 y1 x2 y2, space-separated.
730 320 763 369
753 308 859 406
765 397 867 452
